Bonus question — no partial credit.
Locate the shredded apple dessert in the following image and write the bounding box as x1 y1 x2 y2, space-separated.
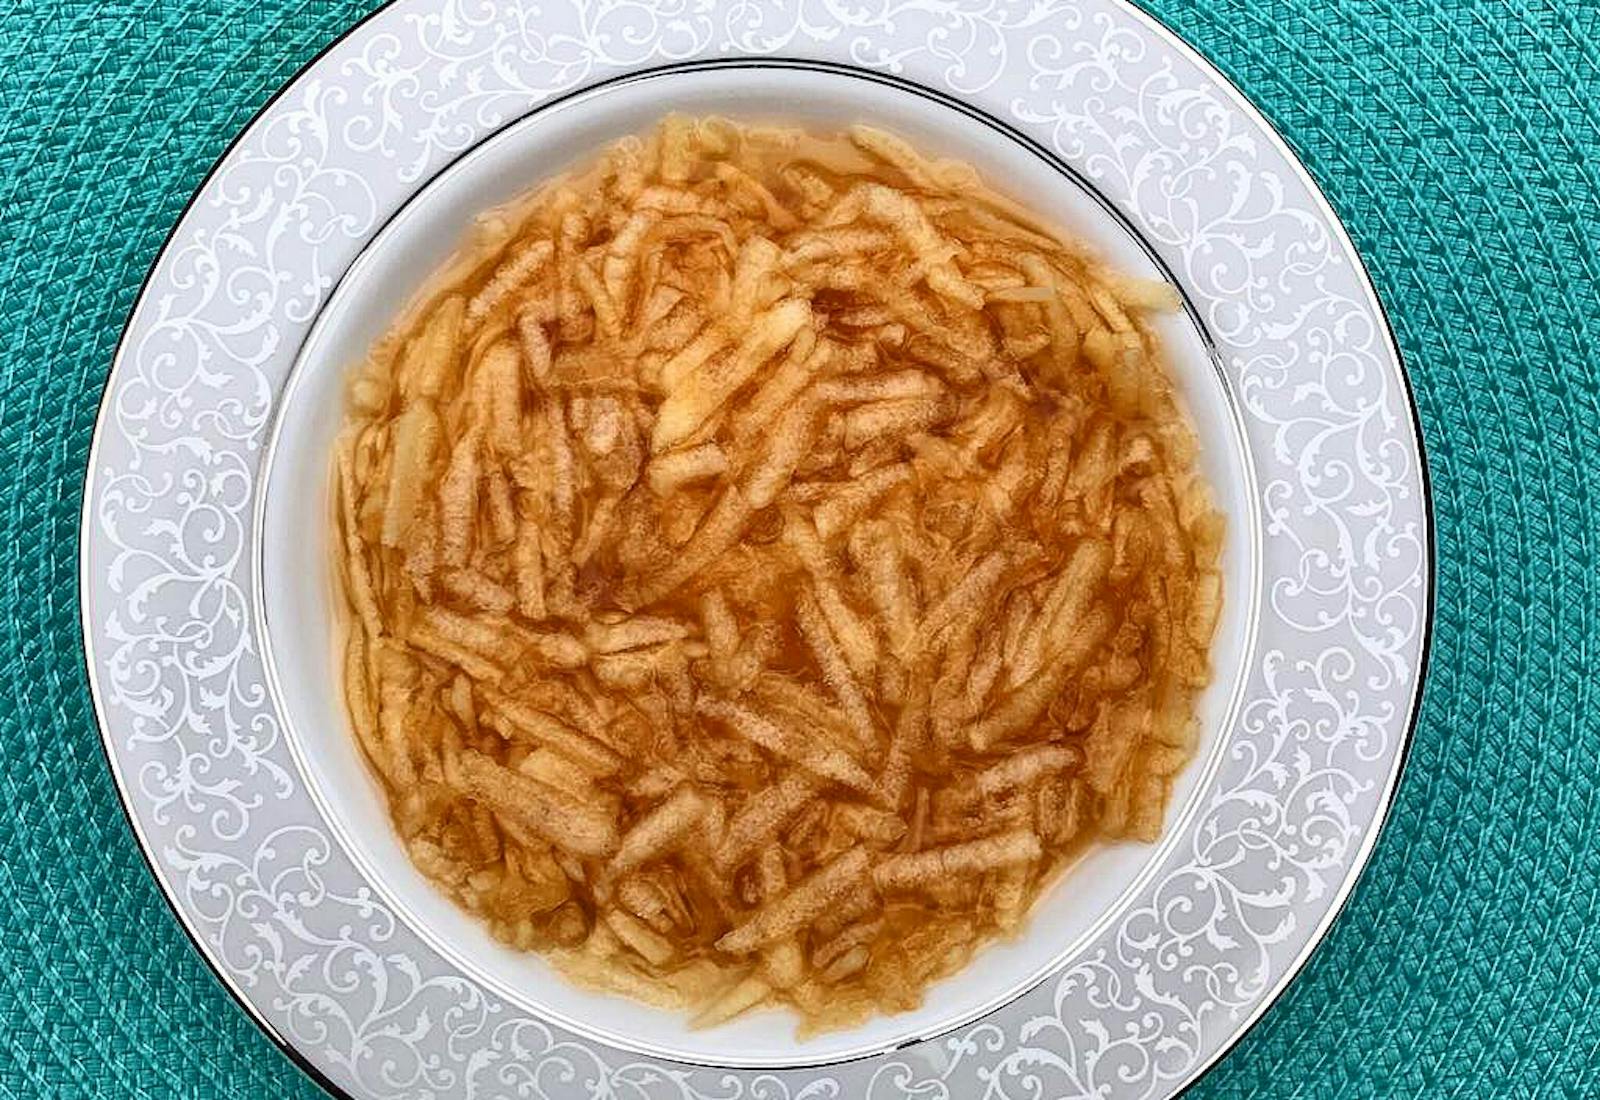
332 116 1223 1033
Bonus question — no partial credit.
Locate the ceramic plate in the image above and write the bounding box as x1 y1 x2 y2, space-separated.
82 3 1430 1097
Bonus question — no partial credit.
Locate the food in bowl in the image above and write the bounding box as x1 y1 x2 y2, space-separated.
331 115 1223 1033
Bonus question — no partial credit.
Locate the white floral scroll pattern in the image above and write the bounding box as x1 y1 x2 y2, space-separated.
83 2 1427 1098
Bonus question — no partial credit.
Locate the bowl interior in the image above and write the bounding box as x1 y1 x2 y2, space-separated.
258 63 1257 1068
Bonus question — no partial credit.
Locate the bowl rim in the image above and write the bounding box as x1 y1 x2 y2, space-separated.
250 56 1262 1069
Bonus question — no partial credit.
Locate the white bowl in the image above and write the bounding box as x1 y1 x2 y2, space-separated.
257 63 1258 1068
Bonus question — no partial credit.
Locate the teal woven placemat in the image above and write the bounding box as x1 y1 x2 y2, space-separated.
3 1 1597 1096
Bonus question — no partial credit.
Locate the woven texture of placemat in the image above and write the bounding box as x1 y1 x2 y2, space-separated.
2 0 1597 1096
